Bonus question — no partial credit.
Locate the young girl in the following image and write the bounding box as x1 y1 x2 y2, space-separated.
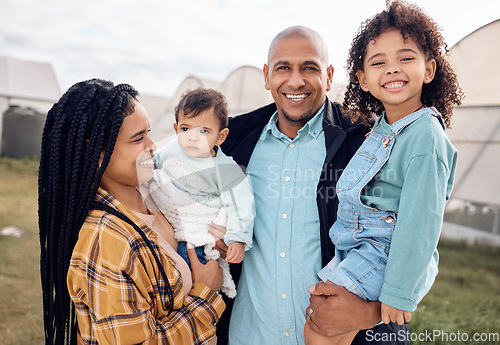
305 1 463 344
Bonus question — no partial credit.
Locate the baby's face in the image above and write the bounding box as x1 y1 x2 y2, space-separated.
174 109 225 158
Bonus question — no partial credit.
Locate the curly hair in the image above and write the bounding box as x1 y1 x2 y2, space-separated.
343 0 463 128
38 79 173 344
174 88 229 130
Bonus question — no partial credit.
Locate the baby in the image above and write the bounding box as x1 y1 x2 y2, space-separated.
149 88 254 298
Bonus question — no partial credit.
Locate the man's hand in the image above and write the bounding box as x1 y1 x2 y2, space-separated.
305 281 381 337
208 222 226 240
213 239 228 259
208 222 228 259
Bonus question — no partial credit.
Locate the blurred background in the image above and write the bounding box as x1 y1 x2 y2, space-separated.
1 0 499 343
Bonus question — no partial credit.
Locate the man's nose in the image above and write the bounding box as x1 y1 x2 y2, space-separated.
287 69 306 88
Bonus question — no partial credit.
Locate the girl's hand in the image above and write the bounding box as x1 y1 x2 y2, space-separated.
226 242 245 263
187 243 223 291
381 302 411 325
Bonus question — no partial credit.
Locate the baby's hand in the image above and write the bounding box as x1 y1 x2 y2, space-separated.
226 242 245 263
381 302 411 325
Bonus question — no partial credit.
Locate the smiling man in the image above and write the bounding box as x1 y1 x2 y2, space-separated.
263 27 333 137
217 26 408 345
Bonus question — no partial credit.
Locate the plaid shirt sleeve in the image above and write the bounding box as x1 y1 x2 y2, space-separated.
67 208 225 344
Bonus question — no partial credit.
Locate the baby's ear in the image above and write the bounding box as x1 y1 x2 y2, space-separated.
216 128 229 145
173 123 178 132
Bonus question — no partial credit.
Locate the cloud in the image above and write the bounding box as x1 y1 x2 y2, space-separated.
1 0 499 96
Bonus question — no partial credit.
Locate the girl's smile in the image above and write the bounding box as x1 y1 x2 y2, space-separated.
356 29 436 123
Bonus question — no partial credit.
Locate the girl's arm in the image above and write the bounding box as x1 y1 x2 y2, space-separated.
380 153 451 312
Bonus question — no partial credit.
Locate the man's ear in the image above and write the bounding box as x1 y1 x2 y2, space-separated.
326 65 334 92
216 128 229 146
356 70 369 91
263 64 270 91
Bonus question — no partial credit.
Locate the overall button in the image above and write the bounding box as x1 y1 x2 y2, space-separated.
382 216 394 223
382 138 391 148
284 332 290 337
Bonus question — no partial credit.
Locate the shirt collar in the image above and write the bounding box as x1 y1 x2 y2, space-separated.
260 103 325 140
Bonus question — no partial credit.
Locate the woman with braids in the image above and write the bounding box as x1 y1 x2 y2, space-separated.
39 78 225 345
305 1 462 344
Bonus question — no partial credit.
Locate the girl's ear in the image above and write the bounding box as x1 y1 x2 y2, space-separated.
424 59 437 84
216 128 229 146
356 70 369 91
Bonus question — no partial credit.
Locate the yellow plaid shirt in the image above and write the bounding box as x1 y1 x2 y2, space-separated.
67 188 225 344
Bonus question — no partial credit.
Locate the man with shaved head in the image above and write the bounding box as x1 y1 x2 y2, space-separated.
217 26 408 345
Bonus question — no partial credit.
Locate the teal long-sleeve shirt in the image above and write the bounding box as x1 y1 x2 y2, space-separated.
361 111 457 311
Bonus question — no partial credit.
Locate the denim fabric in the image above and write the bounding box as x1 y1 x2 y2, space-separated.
318 107 434 301
177 241 207 268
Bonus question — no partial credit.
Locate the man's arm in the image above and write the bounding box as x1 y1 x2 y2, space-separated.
306 281 380 336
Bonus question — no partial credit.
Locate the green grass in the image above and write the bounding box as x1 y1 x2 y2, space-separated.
411 240 500 344
0 157 44 345
0 157 499 344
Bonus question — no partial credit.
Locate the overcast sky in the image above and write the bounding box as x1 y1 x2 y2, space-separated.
1 0 499 97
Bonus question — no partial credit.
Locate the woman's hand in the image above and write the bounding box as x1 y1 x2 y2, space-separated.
187 243 223 291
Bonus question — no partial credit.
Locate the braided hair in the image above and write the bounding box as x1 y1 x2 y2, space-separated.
38 79 171 344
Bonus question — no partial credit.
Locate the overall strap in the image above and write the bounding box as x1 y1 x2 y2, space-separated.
390 106 434 135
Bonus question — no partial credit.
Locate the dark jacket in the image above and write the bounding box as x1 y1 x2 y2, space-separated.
221 99 366 266
217 99 408 345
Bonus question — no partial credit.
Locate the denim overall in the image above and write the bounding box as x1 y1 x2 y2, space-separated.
318 107 437 301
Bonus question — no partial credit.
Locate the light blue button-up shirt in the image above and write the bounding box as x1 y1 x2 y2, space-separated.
229 105 326 345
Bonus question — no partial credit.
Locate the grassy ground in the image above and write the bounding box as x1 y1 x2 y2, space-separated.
0 157 499 344
411 240 500 344
0 157 44 345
